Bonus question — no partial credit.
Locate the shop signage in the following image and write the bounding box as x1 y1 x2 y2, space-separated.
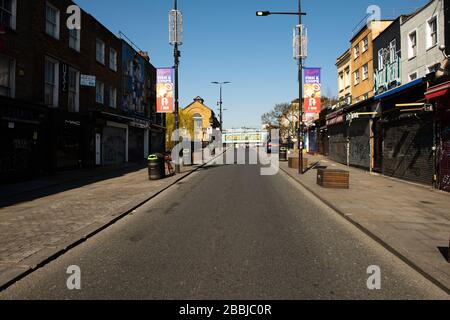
304 68 321 113
65 120 81 126
156 68 174 113
80 75 96 87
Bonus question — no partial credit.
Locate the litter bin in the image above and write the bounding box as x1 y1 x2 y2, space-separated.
279 147 288 162
148 153 165 180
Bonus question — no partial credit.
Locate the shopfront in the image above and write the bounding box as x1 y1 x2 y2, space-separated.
326 109 347 165
0 98 48 182
426 81 450 192
128 119 150 163
102 121 128 165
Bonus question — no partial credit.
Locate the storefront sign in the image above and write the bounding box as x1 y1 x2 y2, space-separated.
156 68 174 113
304 68 321 113
80 75 96 87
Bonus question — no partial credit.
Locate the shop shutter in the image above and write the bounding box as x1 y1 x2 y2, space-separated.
439 114 450 192
328 123 348 165
102 126 126 165
382 114 434 185
348 119 371 169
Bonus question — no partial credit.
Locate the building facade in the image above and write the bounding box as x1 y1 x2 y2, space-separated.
336 49 352 107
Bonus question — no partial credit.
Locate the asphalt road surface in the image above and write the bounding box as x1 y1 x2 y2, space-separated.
0 150 448 299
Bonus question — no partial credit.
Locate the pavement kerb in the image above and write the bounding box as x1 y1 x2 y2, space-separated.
279 165 450 295
0 148 230 292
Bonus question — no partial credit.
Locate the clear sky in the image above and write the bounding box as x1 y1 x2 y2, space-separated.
74 0 428 129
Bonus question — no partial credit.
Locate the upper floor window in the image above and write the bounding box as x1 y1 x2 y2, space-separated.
354 45 359 59
409 72 418 82
69 28 80 52
109 48 117 71
345 68 350 88
378 49 384 69
45 2 60 39
0 0 16 30
96 39 105 65
44 56 59 107
338 72 344 92
362 37 369 52
354 69 360 85
109 87 117 108
408 30 417 59
427 16 438 49
68 68 79 112
427 63 441 74
0 54 15 97
362 64 369 80
96 81 104 104
389 40 397 63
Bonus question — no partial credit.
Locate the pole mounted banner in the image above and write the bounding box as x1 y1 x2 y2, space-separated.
303 68 321 114
156 68 175 113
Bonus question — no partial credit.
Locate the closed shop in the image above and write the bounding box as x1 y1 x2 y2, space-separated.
328 123 348 165
56 119 83 169
439 112 450 191
347 119 371 169
382 113 434 185
317 127 329 156
307 127 318 153
102 124 127 165
129 127 145 163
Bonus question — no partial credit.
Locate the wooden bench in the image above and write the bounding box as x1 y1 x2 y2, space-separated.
288 157 308 169
317 169 350 189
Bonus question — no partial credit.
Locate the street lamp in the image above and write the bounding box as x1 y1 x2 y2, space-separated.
211 81 231 132
169 0 183 173
256 0 307 175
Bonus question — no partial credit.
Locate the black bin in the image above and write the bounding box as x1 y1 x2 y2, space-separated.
279 147 288 162
148 153 165 180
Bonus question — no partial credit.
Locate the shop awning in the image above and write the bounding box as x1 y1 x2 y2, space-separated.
374 78 423 100
425 81 450 100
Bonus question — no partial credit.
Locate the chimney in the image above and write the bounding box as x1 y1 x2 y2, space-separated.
138 51 150 61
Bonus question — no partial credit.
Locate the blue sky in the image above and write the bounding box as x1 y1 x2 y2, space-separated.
75 0 428 129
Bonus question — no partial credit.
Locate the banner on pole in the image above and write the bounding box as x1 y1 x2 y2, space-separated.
304 68 321 113
156 68 175 113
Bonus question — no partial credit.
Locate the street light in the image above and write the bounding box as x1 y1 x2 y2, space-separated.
170 0 183 173
211 81 231 132
256 0 307 175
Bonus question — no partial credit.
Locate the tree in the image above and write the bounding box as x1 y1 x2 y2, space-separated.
261 103 298 142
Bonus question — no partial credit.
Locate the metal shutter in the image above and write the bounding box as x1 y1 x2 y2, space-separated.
348 119 371 169
328 123 348 165
382 114 434 185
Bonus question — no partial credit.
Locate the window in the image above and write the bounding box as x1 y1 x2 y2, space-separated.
427 16 438 49
408 30 417 59
0 0 16 30
389 40 397 63
354 70 360 85
345 68 350 88
428 63 441 74
96 39 105 65
45 2 60 39
96 81 104 104
354 45 359 59
338 72 344 92
0 54 14 97
109 48 117 71
44 57 59 107
363 93 369 100
109 87 116 108
362 64 369 80
362 37 369 52
378 49 384 69
69 28 80 52
68 68 79 112
409 72 418 81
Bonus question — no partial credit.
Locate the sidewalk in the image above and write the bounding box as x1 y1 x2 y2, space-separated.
0 163 201 290
280 153 450 293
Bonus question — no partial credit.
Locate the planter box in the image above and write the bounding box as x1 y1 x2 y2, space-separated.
288 157 308 169
317 169 350 189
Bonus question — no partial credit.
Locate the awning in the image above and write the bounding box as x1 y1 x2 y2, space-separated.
425 81 450 100
374 78 423 100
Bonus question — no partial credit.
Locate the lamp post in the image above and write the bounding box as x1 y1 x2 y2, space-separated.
170 0 183 173
257 0 307 174
211 81 231 132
